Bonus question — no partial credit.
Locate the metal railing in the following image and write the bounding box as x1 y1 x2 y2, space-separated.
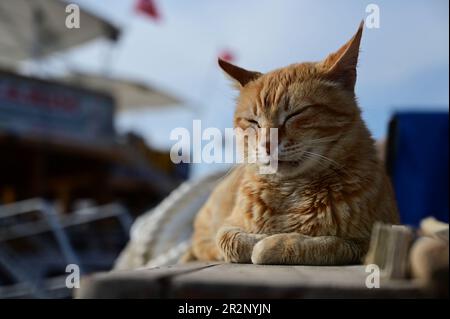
0 198 133 298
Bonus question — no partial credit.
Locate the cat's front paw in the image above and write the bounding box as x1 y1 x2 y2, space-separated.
251 233 310 264
216 227 267 263
251 234 285 265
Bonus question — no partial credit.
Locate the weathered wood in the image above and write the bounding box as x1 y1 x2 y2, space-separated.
76 262 425 299
170 264 424 298
76 262 217 298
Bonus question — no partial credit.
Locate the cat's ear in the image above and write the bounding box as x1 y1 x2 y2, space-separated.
321 21 364 91
218 58 262 88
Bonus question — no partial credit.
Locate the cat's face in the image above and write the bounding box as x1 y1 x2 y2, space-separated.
220 22 364 178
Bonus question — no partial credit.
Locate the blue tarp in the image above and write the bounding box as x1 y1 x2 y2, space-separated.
388 111 449 226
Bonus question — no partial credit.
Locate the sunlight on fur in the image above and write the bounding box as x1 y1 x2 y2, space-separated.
181 22 400 265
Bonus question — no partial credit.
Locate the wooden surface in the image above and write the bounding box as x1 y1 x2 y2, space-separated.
76 262 425 299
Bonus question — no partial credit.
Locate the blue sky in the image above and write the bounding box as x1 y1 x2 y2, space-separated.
49 0 449 176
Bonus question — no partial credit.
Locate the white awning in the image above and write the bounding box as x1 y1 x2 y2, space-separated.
0 0 119 65
61 71 182 111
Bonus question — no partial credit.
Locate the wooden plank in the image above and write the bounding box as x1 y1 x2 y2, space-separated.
169 263 424 298
76 262 425 298
75 262 218 299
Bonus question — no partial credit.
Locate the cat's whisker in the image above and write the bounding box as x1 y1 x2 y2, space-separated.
302 150 341 168
278 148 306 159
281 136 340 152
274 147 350 179
302 153 329 169
301 152 352 178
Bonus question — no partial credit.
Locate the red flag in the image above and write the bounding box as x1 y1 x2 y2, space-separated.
218 49 236 63
135 0 160 21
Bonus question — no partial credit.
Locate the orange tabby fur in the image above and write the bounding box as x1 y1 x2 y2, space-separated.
183 22 399 265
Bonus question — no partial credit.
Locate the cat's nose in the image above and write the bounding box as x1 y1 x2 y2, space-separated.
257 137 271 155
259 128 278 155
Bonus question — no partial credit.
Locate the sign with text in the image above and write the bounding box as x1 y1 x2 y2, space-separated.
0 71 115 145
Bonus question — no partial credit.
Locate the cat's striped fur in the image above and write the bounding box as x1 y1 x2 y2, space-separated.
183 22 399 265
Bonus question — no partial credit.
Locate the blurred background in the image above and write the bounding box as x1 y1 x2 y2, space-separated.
0 0 448 298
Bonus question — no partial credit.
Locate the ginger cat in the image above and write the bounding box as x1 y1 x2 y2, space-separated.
184 22 399 265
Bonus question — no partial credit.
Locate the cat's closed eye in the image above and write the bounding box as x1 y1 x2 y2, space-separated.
246 119 261 128
283 105 315 125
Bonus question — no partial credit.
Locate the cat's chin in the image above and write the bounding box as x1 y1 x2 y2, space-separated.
278 160 303 167
276 160 306 175
255 159 308 179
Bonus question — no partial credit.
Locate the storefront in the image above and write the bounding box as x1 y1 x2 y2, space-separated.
0 69 187 214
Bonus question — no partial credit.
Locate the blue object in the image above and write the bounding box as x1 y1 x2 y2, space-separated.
387 111 449 227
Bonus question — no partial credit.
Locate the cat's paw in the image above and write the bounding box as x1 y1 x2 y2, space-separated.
216 227 267 263
251 233 310 264
251 234 285 265
224 233 268 263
